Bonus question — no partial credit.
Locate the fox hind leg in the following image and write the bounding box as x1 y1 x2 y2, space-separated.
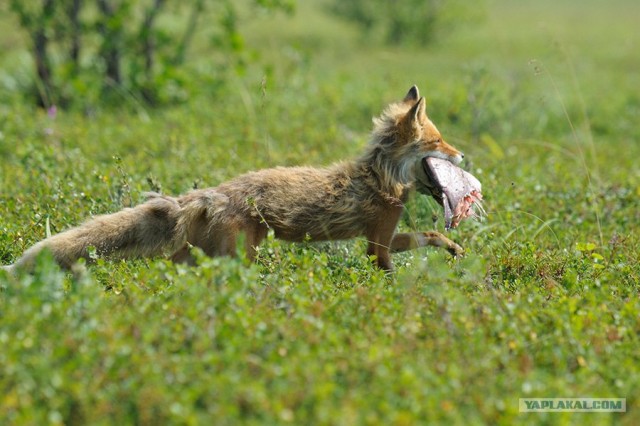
243 221 269 262
171 221 268 264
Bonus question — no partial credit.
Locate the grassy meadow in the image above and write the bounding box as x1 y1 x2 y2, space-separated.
1 0 639 424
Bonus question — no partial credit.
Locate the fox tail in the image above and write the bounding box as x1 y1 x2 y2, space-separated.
3 189 232 274
3 193 189 273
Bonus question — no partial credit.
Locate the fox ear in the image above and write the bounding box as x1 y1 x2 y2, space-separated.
403 85 420 103
408 96 427 123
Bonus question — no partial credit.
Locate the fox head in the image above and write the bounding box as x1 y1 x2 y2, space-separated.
368 86 465 187
399 85 464 165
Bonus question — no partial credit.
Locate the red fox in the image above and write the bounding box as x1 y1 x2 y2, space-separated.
3 86 464 273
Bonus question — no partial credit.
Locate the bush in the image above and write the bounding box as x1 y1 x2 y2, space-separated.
6 0 295 109
328 0 483 46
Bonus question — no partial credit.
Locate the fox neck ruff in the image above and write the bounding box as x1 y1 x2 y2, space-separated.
356 141 414 207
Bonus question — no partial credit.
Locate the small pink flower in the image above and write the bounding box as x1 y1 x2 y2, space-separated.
47 105 57 119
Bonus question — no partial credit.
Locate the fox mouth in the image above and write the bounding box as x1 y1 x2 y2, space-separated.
417 156 485 230
423 150 463 165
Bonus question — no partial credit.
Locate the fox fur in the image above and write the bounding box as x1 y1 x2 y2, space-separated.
3 86 465 273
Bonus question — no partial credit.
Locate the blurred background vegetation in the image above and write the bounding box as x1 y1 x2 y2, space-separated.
2 0 483 109
1 0 488 109
4 0 295 107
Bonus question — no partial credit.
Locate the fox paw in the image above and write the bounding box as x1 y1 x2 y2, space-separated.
447 243 465 258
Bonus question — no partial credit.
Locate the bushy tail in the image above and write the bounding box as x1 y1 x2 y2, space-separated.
2 189 233 273
4 193 188 272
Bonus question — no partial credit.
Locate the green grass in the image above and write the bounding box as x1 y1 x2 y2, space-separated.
1 0 640 424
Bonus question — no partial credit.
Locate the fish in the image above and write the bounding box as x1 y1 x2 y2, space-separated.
415 157 485 230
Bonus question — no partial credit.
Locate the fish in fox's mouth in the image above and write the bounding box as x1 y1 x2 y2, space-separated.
415 156 485 230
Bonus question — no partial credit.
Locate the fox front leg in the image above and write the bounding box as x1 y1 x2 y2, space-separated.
390 231 464 257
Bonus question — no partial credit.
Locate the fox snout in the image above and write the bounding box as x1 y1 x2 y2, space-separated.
424 139 465 165
448 147 465 165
